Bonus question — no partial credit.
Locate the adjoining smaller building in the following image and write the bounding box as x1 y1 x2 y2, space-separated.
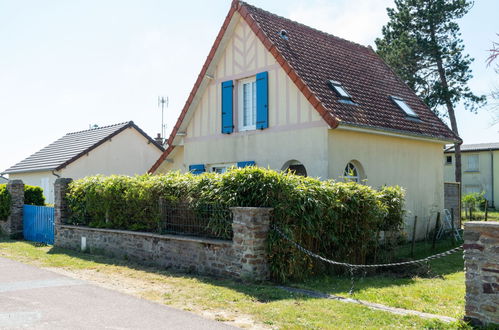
444 142 499 208
2 121 164 204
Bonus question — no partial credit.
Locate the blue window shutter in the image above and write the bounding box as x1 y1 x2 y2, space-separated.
256 71 269 129
237 161 255 168
221 80 234 134
189 164 205 175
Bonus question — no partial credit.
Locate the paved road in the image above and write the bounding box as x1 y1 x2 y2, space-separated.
0 257 234 329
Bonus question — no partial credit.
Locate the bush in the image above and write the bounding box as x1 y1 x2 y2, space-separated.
66 168 405 281
24 185 45 206
0 184 11 220
462 192 486 211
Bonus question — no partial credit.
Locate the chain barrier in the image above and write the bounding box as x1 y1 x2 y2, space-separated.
271 225 463 294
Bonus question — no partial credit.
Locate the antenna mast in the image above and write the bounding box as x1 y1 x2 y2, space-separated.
158 96 168 142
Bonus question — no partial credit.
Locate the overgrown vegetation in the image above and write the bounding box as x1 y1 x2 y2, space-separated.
0 184 11 219
66 168 405 281
24 185 45 206
462 192 486 211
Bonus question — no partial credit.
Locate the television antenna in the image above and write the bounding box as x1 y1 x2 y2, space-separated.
158 96 168 141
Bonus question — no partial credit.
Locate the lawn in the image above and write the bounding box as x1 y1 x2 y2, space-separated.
0 236 470 329
462 209 499 222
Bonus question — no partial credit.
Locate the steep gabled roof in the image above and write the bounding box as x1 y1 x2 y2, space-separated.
149 0 458 173
4 121 164 174
445 142 499 153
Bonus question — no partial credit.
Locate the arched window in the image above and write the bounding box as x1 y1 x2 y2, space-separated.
282 160 307 177
344 162 362 183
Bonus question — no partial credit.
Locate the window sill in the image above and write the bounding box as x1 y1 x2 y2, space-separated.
238 126 256 132
464 170 480 173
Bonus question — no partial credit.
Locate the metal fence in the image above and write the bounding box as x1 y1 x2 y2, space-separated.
158 200 233 240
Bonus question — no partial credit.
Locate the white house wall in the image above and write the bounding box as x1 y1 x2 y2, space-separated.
329 128 445 240
60 127 162 179
8 171 56 205
160 15 329 177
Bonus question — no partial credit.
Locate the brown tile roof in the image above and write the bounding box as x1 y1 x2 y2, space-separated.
149 0 458 173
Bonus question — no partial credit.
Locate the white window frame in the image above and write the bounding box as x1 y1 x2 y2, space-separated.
238 76 257 131
209 163 235 174
344 162 360 183
391 96 418 118
466 154 479 172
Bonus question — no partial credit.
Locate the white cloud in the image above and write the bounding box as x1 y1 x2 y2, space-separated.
288 0 393 46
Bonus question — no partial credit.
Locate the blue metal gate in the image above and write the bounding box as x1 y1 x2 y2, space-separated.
23 205 55 245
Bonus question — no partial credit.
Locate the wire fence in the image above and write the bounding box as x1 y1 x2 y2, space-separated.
272 225 463 294
158 200 233 240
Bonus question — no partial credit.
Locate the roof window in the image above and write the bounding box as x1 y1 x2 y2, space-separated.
391 96 418 118
329 80 352 100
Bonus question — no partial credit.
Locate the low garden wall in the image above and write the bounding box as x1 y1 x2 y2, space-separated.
54 177 272 280
464 221 499 326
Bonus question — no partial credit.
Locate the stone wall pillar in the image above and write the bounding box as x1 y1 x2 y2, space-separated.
231 207 272 281
0 180 24 237
464 221 499 326
54 178 72 226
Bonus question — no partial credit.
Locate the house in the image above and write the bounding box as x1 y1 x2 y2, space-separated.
0 176 7 184
149 1 458 238
444 142 499 208
3 121 164 204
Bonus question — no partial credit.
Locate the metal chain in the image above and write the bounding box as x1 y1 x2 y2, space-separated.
272 225 463 269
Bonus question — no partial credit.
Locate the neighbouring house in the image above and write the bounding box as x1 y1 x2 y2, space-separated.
3 121 164 204
444 142 499 208
149 1 459 238
0 176 7 184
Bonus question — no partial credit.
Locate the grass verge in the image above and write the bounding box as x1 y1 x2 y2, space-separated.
0 236 470 329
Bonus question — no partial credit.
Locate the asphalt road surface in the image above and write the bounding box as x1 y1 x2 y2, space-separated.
0 256 234 329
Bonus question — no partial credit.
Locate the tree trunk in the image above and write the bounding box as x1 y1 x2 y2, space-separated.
430 22 462 183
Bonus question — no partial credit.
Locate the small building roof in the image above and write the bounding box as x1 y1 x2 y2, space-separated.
445 142 499 153
4 121 163 174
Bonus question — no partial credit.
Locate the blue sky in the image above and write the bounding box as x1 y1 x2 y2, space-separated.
1 0 498 173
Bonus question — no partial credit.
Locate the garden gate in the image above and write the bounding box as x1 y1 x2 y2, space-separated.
23 205 55 244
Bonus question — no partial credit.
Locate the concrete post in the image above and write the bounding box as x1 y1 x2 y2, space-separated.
54 178 72 226
230 207 272 281
0 180 24 237
463 221 499 326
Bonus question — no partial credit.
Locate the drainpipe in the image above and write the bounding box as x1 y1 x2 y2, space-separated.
51 170 60 178
491 150 494 208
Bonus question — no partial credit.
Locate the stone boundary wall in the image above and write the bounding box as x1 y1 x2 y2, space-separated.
464 221 499 326
0 180 24 237
54 178 272 280
444 182 460 227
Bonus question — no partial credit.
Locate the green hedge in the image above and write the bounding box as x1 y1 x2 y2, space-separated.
24 185 45 206
66 168 405 281
0 184 11 220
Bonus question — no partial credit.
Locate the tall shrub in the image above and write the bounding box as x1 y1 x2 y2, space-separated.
24 185 45 206
0 184 11 220
66 168 405 281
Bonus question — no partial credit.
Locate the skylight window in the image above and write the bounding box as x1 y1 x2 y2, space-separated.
391 96 418 118
329 80 352 100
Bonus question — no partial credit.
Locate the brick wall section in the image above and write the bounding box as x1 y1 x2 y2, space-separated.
0 180 24 237
231 207 272 281
464 221 499 326
444 182 461 227
54 178 272 280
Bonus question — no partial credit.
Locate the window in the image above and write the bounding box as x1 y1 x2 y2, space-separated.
445 155 452 165
210 163 235 174
391 96 418 118
329 80 352 100
238 77 257 131
466 154 479 172
344 162 360 183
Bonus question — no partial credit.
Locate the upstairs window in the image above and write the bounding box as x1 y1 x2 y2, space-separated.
466 154 479 172
391 96 418 118
445 155 452 165
329 80 352 100
238 77 257 131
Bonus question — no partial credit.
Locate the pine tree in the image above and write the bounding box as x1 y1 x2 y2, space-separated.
375 0 486 183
